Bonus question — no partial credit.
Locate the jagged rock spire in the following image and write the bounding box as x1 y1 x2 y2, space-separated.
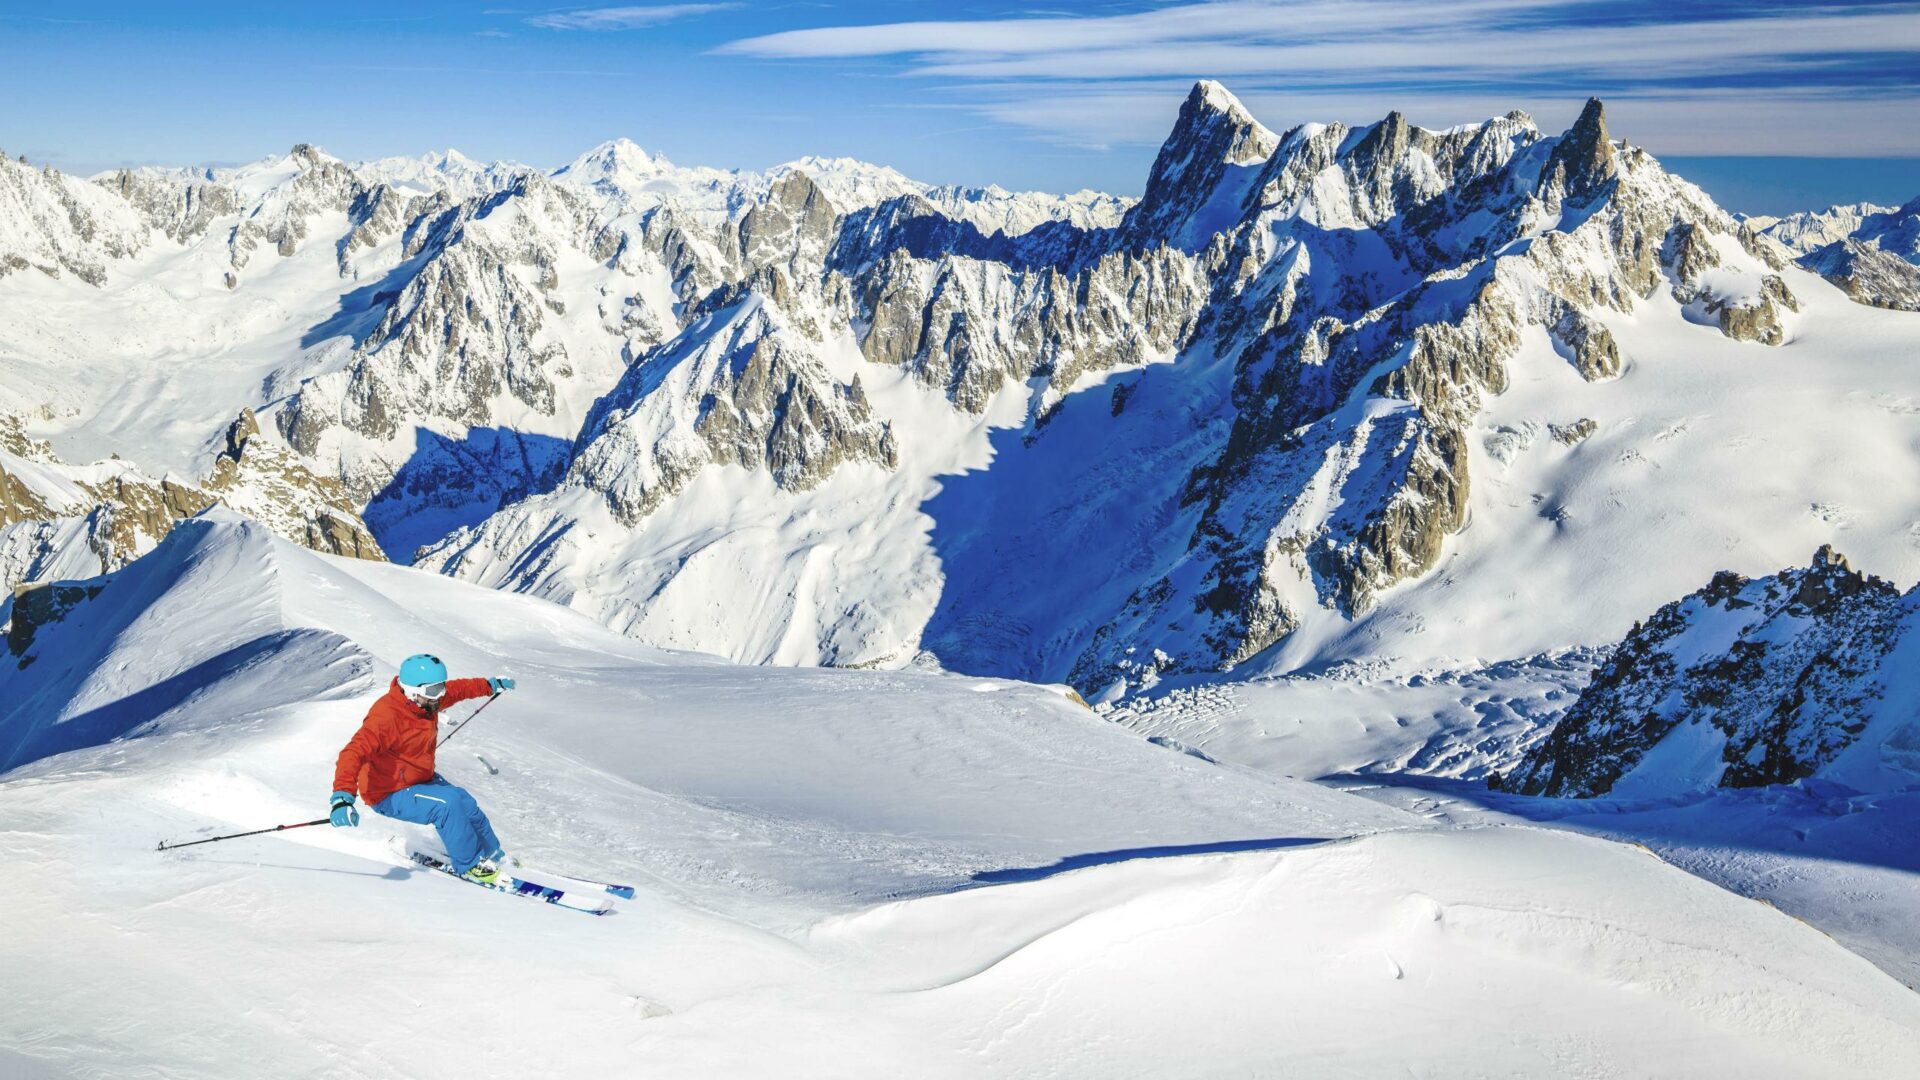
1541 97 1617 203
1119 81 1279 249
1350 111 1412 208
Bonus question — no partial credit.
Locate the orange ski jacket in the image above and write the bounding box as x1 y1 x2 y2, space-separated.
333 677 492 805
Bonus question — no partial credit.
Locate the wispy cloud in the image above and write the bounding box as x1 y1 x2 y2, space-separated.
318 64 642 78
720 0 1541 60
715 0 1920 155
529 4 739 31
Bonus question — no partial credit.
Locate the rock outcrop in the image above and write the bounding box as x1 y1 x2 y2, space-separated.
0 435 211 594
1495 547 1918 797
1 407 383 596
203 410 385 561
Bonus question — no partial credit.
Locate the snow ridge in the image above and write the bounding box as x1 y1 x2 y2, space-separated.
1498 546 1920 798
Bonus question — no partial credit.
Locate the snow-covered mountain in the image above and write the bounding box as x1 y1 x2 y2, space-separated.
2 85 1917 705
1758 195 1920 309
1496 546 1920 798
350 148 537 199
416 86 1920 695
1754 201 1893 252
0 133 1134 580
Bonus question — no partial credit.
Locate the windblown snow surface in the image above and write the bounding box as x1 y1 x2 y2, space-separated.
3 515 1919 1078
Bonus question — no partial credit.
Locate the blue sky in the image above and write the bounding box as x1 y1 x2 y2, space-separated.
2 1 1916 214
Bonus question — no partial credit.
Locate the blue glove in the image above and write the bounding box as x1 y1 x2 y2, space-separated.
329 792 359 828
488 677 515 693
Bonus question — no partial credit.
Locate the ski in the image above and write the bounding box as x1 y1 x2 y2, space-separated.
395 840 613 916
392 837 634 902
520 864 637 900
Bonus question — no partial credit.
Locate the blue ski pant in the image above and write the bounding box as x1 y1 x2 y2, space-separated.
374 778 501 874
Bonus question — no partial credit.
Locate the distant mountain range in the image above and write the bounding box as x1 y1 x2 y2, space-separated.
4 83 1917 718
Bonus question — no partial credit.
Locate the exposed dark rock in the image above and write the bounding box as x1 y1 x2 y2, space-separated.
1116 80 1278 250
1497 548 1913 797
7 580 104 663
1538 98 1617 206
1549 309 1621 381
1799 238 1920 311
1549 418 1597 445
203 410 386 561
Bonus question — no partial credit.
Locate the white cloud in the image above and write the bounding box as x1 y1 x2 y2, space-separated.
900 12 1920 82
530 4 738 31
967 81 1920 158
719 0 1547 59
715 0 1920 154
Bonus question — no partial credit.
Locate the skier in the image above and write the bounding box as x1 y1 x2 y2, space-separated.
328 654 517 883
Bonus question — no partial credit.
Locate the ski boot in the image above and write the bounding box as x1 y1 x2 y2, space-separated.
463 857 503 886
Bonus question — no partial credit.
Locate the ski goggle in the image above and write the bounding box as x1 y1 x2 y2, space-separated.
403 681 448 701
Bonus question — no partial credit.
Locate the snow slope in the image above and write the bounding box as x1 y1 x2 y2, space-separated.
1105 540 1920 994
6 514 1917 1077
1254 264 1920 676
1325 772 1920 993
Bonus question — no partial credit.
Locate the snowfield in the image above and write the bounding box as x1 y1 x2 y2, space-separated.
4 516 1919 1077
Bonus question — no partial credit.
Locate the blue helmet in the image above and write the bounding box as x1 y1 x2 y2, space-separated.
398 653 448 690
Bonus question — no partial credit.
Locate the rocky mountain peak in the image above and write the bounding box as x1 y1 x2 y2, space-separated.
1541 97 1617 203
738 168 840 270
221 408 261 460
1496 549 1914 798
288 143 332 170
1177 80 1279 167
1356 110 1411 160
199 408 385 561
1813 542 1850 571
1790 543 1872 613
1118 81 1280 249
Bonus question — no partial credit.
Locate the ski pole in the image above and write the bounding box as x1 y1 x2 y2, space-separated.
437 692 501 749
156 818 330 852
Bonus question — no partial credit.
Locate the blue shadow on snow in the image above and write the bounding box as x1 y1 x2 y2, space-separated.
970 837 1327 886
362 426 571 563
0 630 310 774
